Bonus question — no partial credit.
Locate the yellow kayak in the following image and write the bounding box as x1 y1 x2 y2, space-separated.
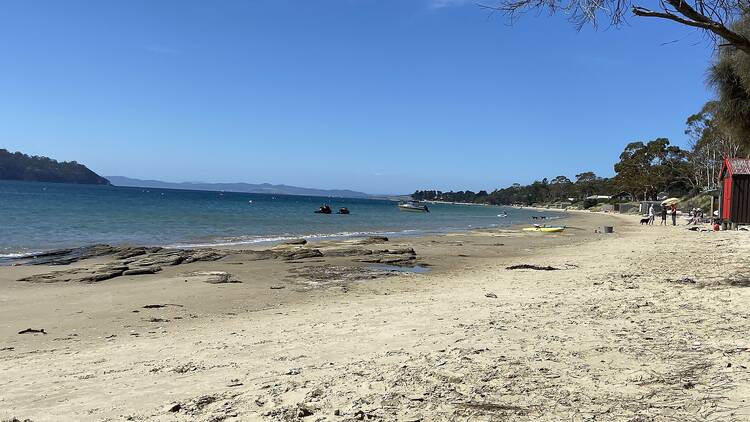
522 226 565 233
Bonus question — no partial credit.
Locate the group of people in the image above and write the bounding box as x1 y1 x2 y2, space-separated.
647 203 679 226
687 208 705 225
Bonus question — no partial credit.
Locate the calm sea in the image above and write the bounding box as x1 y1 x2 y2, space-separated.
0 180 559 256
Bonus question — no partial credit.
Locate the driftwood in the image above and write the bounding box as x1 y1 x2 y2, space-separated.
506 264 560 271
18 328 46 335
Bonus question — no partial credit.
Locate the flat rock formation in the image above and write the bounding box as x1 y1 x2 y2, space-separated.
17 247 226 283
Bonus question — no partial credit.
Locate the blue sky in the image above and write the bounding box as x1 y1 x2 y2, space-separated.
0 0 715 194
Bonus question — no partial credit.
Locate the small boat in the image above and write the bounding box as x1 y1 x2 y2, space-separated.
398 201 429 212
314 204 332 214
522 225 565 233
337 207 350 215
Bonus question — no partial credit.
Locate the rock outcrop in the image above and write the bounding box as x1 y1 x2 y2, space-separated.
18 247 226 283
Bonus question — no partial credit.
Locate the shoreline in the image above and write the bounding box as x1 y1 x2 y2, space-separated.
0 208 569 260
2 211 747 421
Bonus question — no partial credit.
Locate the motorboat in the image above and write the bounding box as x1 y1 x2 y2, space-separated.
398 201 429 212
314 204 332 214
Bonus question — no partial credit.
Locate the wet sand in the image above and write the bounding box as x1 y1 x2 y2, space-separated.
1 211 748 421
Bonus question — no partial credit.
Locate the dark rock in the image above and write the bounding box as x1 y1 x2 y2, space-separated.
182 250 225 264
378 255 416 265
79 269 125 283
485 292 498 299
240 250 278 261
122 266 162 276
296 405 314 417
322 247 373 257
277 249 324 260
113 246 162 260
384 247 416 255
10 244 116 266
283 239 307 245
360 236 389 244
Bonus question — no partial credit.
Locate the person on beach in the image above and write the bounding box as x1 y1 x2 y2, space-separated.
660 205 667 225
671 204 677 226
648 204 655 225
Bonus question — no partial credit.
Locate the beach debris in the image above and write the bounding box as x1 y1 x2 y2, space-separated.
262 404 316 420
485 292 498 299
227 379 243 387
143 303 184 309
270 285 285 290
1 347 15 351
296 405 314 417
147 318 169 323
171 361 205 373
18 328 46 335
666 277 697 284
505 264 560 271
166 393 239 416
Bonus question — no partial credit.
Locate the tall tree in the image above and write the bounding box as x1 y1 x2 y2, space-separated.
612 139 692 200
685 101 743 190
482 0 750 54
708 15 750 151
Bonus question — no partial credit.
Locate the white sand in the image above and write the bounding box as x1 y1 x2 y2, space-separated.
1 213 748 421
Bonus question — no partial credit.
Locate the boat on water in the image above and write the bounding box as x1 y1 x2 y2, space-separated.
522 225 565 233
398 201 429 212
314 204 332 214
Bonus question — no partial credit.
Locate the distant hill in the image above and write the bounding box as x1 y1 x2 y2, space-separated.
0 149 110 185
107 176 371 198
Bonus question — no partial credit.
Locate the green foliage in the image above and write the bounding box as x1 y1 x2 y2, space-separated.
413 171 614 206
684 101 743 190
0 149 110 185
582 198 599 209
612 138 692 201
708 15 750 151
413 139 696 206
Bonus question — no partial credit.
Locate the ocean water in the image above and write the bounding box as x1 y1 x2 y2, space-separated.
0 180 560 256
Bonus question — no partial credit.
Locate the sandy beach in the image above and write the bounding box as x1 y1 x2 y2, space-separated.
1 211 749 421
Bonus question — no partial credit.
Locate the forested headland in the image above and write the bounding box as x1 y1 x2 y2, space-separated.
0 149 110 185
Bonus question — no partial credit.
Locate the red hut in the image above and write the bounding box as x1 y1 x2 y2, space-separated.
719 158 750 228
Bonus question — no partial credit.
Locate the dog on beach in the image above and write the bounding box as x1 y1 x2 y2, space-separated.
640 217 650 225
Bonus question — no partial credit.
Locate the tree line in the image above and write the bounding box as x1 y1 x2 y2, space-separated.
413 113 747 206
0 149 111 185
